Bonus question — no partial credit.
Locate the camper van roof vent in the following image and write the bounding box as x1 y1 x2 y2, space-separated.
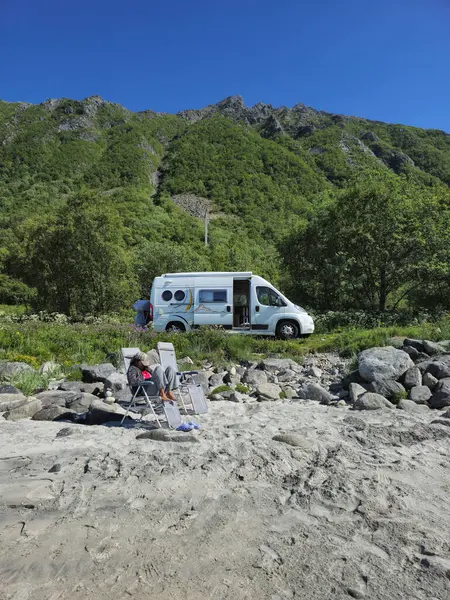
162 271 253 278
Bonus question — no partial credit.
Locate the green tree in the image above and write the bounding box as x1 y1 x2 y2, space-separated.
26 190 137 315
282 174 450 311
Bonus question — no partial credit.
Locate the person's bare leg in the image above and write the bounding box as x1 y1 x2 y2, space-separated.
159 387 170 401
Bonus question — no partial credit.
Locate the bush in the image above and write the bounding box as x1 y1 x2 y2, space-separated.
235 383 250 394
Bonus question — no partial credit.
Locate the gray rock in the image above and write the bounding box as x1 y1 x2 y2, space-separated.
58 381 102 395
0 393 28 412
403 367 422 389
342 369 367 389
0 361 35 378
409 385 432 404
402 345 421 361
358 346 414 382
32 405 78 421
398 399 429 413
422 340 447 356
81 363 116 383
4 398 42 420
403 338 426 353
298 382 334 405
192 371 209 394
228 391 244 403
259 358 296 373
440 409 450 419
0 385 22 394
349 383 368 403
306 366 323 378
35 390 78 407
423 372 438 390
136 429 199 443
417 356 450 378
256 383 282 401
209 394 224 401
236 366 246 376
66 392 99 413
429 380 450 409
243 369 268 386
353 393 395 411
103 372 128 401
178 356 194 365
39 361 61 375
85 399 128 425
282 387 297 399
209 373 225 388
368 380 406 401
277 369 297 383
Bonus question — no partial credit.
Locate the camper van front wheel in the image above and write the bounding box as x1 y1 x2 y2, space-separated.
166 321 186 333
276 321 299 340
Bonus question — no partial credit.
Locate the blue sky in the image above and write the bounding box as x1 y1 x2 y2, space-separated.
1 0 449 131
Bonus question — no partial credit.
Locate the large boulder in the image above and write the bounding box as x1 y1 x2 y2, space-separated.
66 392 99 413
256 383 282 401
353 393 395 411
409 386 432 404
423 372 438 390
398 399 429 413
103 372 128 401
146 349 161 367
58 381 102 395
403 367 422 389
4 398 42 421
191 371 209 394
209 373 225 388
368 380 406 401
419 356 450 380
348 383 368 403
35 390 78 407
85 399 128 425
0 393 28 412
243 369 268 386
297 382 334 405
32 405 78 422
358 346 414 382
422 340 447 356
81 363 116 383
0 361 34 378
259 358 297 373
403 338 426 353
429 381 450 409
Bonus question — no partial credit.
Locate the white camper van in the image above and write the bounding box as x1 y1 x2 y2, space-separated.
145 272 314 339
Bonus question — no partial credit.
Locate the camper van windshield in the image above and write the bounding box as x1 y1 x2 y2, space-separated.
256 286 286 307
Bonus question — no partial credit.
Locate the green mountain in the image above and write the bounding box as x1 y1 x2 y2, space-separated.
1 94 450 314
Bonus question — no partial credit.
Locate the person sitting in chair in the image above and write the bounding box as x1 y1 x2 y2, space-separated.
127 351 178 401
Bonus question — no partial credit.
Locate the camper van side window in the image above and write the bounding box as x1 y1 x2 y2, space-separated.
162 290 173 302
199 290 227 303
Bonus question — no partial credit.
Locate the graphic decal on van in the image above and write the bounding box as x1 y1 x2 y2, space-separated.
185 288 193 312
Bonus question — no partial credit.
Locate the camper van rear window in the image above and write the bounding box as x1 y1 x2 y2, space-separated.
162 290 173 302
174 290 185 301
199 290 227 303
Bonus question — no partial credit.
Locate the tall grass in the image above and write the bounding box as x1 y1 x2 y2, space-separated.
1 316 450 372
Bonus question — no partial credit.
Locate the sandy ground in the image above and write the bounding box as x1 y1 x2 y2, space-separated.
1 401 450 600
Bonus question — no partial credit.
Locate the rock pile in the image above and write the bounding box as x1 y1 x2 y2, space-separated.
1 336 450 424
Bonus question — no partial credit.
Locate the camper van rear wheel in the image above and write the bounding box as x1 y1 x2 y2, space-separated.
166 321 186 333
276 321 299 340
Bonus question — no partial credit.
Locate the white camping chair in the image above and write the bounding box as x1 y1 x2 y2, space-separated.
157 342 208 415
120 347 182 428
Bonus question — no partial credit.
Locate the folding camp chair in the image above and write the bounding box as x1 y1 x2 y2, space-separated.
157 342 208 415
120 347 183 428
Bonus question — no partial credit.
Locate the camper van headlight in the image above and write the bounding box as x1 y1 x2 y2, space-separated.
294 304 306 313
